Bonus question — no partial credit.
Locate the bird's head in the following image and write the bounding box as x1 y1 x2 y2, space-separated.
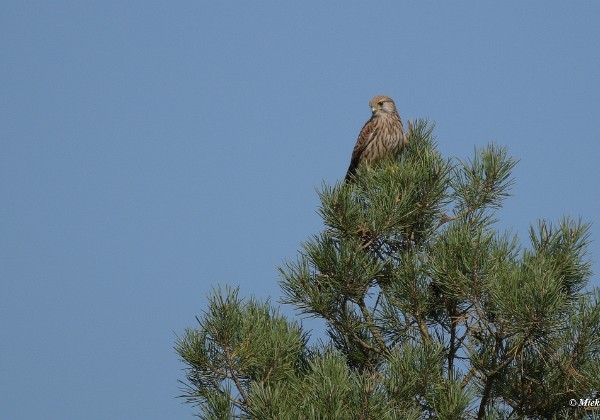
369 95 397 116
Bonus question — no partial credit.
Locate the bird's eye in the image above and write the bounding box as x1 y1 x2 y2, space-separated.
378 101 383 106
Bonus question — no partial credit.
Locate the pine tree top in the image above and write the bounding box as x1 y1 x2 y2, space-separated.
177 120 599 419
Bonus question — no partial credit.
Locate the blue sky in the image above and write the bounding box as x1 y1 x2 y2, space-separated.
1 2 599 418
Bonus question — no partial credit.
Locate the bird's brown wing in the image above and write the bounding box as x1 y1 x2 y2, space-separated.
345 117 376 181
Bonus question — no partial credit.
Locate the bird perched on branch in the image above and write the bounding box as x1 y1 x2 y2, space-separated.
345 95 408 181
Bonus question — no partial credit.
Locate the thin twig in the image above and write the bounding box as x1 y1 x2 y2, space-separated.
358 298 389 353
222 336 249 405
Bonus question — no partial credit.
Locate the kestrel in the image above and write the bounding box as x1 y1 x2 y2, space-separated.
345 95 408 181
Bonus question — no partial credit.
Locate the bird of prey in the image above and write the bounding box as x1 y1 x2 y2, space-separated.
345 95 408 181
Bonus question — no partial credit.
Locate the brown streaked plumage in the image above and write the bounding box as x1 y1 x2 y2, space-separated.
345 95 408 181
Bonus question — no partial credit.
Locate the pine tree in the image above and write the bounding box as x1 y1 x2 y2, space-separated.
175 121 600 419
